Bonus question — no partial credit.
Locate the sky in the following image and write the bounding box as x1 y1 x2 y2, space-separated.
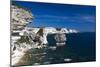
12 1 96 32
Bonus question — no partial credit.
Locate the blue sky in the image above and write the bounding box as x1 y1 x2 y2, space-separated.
12 1 96 32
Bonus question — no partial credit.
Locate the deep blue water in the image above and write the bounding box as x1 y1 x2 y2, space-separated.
19 32 96 66
47 32 96 64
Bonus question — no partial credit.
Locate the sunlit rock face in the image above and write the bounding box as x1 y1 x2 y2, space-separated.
11 5 33 52
11 5 33 66
11 5 33 30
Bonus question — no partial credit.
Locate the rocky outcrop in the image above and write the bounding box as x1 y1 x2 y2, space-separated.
11 5 33 66
11 5 33 30
21 27 78 45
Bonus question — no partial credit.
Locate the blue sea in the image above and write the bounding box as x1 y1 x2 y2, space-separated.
20 32 96 66
47 32 96 64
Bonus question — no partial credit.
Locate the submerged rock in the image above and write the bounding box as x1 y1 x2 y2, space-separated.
49 46 57 50
64 58 72 62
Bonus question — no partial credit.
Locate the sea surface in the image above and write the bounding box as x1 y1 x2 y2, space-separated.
21 32 96 66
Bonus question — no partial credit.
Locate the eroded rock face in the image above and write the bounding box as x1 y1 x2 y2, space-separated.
11 5 33 30
11 5 34 66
